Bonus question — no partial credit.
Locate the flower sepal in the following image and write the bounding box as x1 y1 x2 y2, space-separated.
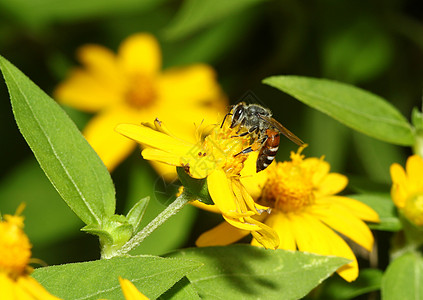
82 214 134 259
176 166 214 205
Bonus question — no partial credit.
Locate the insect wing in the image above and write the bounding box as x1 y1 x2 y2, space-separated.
258 114 304 146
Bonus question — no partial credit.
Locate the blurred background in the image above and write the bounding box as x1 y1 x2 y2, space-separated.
0 0 422 280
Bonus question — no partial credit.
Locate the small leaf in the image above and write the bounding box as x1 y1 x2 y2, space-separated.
32 256 203 300
166 245 349 299
164 0 263 40
126 196 150 234
349 194 401 231
381 252 423 300
0 56 116 226
263 76 414 145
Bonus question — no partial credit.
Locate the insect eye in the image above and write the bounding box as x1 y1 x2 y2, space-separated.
231 105 244 128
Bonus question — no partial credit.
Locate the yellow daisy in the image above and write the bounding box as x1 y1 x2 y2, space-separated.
197 148 380 282
0 204 61 299
116 118 279 249
390 154 423 226
118 277 149 300
55 33 227 175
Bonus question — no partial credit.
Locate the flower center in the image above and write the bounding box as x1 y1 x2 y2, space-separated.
260 152 315 213
125 74 157 108
404 194 423 226
181 121 253 179
0 215 32 279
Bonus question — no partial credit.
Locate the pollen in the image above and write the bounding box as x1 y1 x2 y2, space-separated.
125 73 157 108
203 124 251 176
0 213 32 279
261 148 316 213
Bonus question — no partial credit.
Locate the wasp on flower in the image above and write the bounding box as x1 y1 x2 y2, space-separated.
224 102 304 172
116 108 283 249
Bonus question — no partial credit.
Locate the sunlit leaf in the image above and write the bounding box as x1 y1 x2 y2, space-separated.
32 256 203 299
0 56 115 226
166 245 349 299
263 76 414 146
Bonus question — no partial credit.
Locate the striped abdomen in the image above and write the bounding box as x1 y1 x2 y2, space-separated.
256 129 280 172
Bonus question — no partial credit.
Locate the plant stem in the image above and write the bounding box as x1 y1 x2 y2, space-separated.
108 191 192 258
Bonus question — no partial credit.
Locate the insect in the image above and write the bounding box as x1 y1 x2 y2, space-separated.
223 102 304 172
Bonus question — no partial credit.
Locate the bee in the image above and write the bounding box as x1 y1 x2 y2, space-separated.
224 102 304 172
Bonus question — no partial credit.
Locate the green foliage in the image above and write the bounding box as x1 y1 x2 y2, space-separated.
263 76 414 146
0 56 116 227
164 0 263 40
317 268 383 299
32 256 203 299
381 252 423 300
167 245 350 300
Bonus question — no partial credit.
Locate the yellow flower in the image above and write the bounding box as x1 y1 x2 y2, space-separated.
0 204 61 299
390 155 423 226
118 277 149 300
55 33 227 175
116 119 279 249
197 148 380 282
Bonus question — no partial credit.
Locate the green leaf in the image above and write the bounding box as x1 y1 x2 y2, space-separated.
164 0 263 40
381 252 423 300
159 277 200 300
166 245 349 299
263 76 414 145
318 268 382 299
126 196 150 234
0 56 115 226
32 256 203 300
349 194 401 231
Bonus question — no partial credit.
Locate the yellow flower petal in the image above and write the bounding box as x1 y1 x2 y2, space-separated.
223 215 261 231
55 69 123 112
240 152 269 199
406 155 423 186
248 217 279 250
265 213 296 250
291 213 358 282
311 202 374 251
116 124 193 155
119 277 149 300
76 44 123 86
158 64 222 105
195 221 250 247
316 173 348 196
141 148 181 166
328 196 380 222
0 273 14 299
207 169 238 214
390 163 408 208
118 33 161 76
17 276 62 299
303 157 330 185
84 106 142 171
